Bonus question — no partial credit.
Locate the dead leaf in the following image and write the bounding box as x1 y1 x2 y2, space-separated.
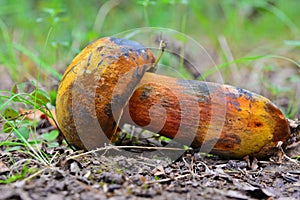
19 108 44 120
0 161 10 174
226 190 248 200
47 110 57 128
244 155 251 168
19 108 57 128
251 157 258 171
153 165 165 176
261 187 276 197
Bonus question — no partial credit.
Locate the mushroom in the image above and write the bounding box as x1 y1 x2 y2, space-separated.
56 37 291 159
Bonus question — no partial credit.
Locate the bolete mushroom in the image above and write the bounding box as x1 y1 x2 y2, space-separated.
56 37 291 159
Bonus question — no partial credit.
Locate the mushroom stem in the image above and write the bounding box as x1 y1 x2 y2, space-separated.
121 72 291 159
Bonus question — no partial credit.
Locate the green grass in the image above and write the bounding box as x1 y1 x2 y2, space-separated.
0 83 59 166
0 161 38 184
0 0 299 182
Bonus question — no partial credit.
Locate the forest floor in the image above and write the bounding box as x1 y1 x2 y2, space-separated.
0 122 299 200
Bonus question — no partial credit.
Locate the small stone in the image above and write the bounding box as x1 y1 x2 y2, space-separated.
45 193 64 200
70 162 81 174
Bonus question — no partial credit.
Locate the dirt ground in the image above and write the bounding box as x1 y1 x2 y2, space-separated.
0 122 299 200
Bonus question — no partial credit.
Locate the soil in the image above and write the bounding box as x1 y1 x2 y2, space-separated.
0 122 300 200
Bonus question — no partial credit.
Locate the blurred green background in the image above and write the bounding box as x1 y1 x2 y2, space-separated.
0 0 299 117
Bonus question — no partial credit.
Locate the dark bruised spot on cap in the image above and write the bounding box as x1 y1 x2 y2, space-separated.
228 100 242 111
236 87 254 101
109 37 146 51
140 85 154 100
226 89 238 100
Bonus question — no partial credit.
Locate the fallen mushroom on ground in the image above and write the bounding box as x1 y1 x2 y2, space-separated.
56 37 291 159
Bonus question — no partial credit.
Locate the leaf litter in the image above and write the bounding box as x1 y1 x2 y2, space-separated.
0 114 299 199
